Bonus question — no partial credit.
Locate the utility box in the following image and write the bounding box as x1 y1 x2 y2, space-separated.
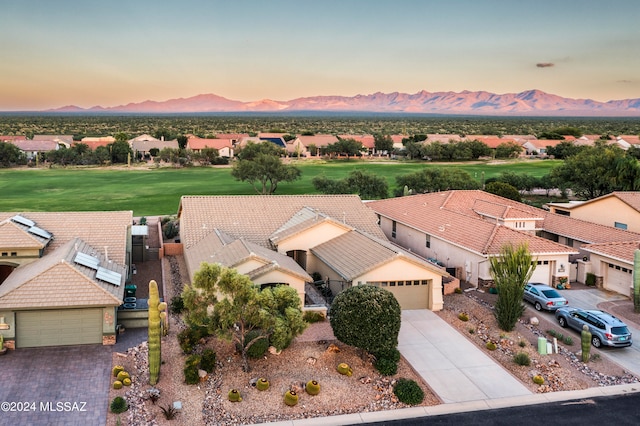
538 337 547 355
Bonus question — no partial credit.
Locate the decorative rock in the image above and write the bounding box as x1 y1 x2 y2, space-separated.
198 369 208 382
326 344 341 353
268 346 282 355
306 357 317 365
173 401 182 411
530 317 539 326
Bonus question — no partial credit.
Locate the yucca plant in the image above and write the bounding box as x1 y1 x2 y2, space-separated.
490 243 536 331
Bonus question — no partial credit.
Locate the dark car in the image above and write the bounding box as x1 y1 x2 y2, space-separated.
523 283 568 311
555 307 632 348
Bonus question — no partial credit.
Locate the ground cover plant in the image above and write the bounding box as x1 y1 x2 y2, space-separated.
0 159 559 215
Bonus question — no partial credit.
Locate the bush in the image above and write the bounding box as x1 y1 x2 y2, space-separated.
585 272 596 287
184 354 202 385
200 348 217 373
163 221 179 240
303 310 325 323
393 378 424 405
374 357 398 376
178 326 207 354
518 340 527 348
170 295 185 314
110 396 128 414
454 287 463 294
513 352 531 366
243 330 269 359
330 285 401 355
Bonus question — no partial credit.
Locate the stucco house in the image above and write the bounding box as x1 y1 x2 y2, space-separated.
287 134 339 157
547 192 640 233
129 134 179 157
177 195 449 311
0 211 132 348
368 191 577 288
8 139 61 160
186 136 234 158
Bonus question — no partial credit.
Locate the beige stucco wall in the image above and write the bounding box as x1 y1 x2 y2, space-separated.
276 222 349 255
588 253 633 297
235 259 270 275
563 198 640 233
251 269 305 306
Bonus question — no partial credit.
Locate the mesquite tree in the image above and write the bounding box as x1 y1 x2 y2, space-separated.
489 243 536 331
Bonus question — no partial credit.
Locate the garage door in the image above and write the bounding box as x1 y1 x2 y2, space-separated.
16 309 102 348
529 262 551 285
384 280 430 310
606 263 632 297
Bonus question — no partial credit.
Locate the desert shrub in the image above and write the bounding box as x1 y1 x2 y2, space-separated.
454 287 463 294
513 352 531 366
303 310 325 323
374 357 398 376
184 354 202 385
110 396 128 414
519 340 527 348
393 378 424 405
243 330 269 359
200 348 217 373
170 295 185 314
163 221 179 240
563 336 574 345
178 326 207 354
533 375 545 385
458 312 469 321
160 404 177 420
330 285 401 355
585 272 596 287
486 341 497 351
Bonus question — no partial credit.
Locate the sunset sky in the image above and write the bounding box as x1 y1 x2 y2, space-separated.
1 0 639 111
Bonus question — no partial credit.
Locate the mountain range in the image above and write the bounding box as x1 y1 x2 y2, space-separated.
50 90 640 116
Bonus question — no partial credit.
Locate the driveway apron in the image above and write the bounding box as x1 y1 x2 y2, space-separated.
399 310 531 404
0 345 112 426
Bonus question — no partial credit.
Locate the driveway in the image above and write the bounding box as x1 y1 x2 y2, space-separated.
0 344 112 425
557 288 640 377
398 310 531 403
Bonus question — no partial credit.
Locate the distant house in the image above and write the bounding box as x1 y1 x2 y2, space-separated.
0 211 132 349
257 132 287 148
9 139 60 160
178 195 450 311
33 135 73 148
338 134 374 154
129 134 179 157
0 135 27 143
521 139 568 156
186 136 234 158
287 134 339 157
79 136 116 151
215 133 250 144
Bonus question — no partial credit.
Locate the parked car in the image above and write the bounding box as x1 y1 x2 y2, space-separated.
523 283 568 311
555 307 632 348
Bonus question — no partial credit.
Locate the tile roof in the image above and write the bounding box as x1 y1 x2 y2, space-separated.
581 241 640 264
187 137 233 150
310 230 446 281
178 195 386 249
0 211 132 265
131 139 179 152
472 199 543 221
0 237 125 309
295 135 339 147
9 140 59 151
0 219 49 249
33 135 74 144
338 134 375 149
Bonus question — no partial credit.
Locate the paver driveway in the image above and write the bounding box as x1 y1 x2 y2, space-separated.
0 344 112 426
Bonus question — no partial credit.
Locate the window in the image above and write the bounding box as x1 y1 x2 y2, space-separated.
614 222 628 230
10 252 17 256
1 252 7 257
425 234 430 248
391 221 397 238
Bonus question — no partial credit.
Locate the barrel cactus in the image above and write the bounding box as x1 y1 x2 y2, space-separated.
113 380 123 390
284 390 299 406
117 371 130 382
532 375 544 385
305 380 320 395
581 325 591 363
123 377 132 386
148 280 161 385
337 363 352 376
256 378 270 391
112 365 125 377
228 389 242 402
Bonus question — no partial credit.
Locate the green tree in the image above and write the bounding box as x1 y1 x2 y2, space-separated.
325 138 363 158
231 142 301 194
312 170 389 199
494 141 522 159
485 182 522 202
108 140 133 164
395 168 480 196
374 134 394 155
490 243 536 331
545 141 585 159
330 285 401 355
182 263 307 372
0 142 27 167
195 147 220 166
550 145 629 199
177 135 188 150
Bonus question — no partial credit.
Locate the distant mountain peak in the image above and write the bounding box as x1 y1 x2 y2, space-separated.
45 90 640 116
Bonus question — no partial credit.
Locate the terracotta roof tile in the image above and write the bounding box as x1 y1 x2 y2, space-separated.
581 241 640 264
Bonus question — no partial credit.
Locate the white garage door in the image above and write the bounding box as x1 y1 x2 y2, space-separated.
606 263 632 297
529 262 551 285
16 309 102 348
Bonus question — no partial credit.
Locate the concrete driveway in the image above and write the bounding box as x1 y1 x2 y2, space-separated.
0 344 112 426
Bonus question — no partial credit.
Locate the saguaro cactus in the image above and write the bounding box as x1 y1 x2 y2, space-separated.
581 325 591 363
158 301 169 336
634 249 640 313
148 280 161 385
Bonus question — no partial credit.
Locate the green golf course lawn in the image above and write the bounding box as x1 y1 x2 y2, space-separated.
0 159 560 216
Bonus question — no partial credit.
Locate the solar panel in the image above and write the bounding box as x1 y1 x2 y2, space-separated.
96 267 122 286
11 215 35 227
28 226 52 239
74 252 100 270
